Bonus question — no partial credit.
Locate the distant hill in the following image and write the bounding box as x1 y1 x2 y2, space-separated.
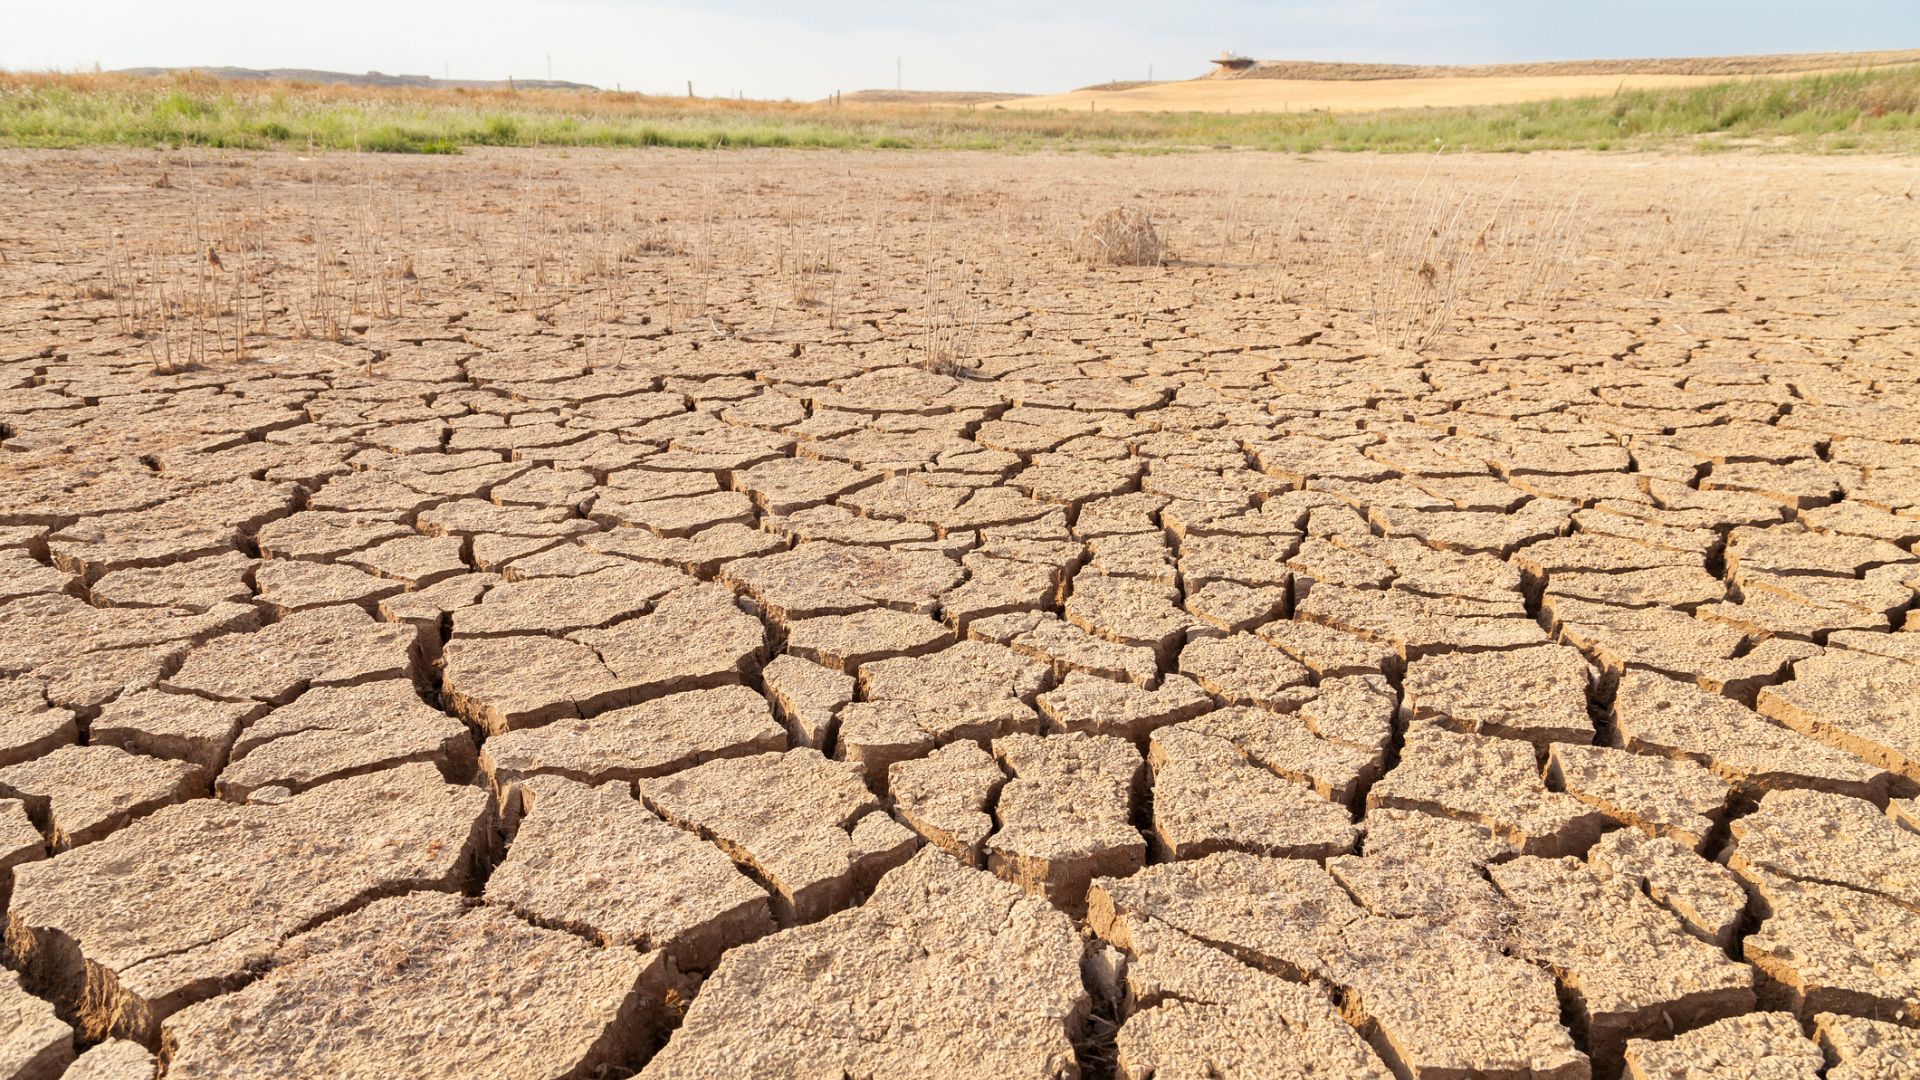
114 66 597 91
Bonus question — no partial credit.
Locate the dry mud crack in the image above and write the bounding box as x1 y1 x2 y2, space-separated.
1 146 1919 1078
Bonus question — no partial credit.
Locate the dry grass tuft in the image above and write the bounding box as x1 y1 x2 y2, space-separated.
1077 207 1165 267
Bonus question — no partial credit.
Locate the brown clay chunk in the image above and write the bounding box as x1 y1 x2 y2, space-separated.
1368 724 1606 856
1402 644 1596 747
1490 855 1755 1064
886 740 1004 865
759 653 854 748
641 849 1087 1080
479 685 785 789
87 690 261 773
1757 648 1920 781
1327 847 1514 943
28 643 184 718
0 595 257 673
1 970 72 1080
1087 853 1587 1080
168 605 421 704
440 633 621 731
1146 722 1358 861
1737 867 1920 1023
1589 828 1749 948
986 732 1144 912
1726 788 1920 909
570 582 767 696
443 584 765 733
3 765 490 1041
251 558 401 617
835 643 1046 777
486 776 773 969
1183 686 1390 804
719 542 963 625
1622 1012 1821 1080
1177 632 1315 710
376 573 489 643
1183 579 1288 634
217 679 475 800
1815 1012 1920 1080
1036 671 1212 740
1547 743 1732 852
732 455 876 515
59 1039 155 1080
88 551 256 611
451 562 689 636
0 679 80 768
1612 670 1888 799
638 748 917 923
0 745 202 851
1295 582 1547 660
1065 572 1201 664
162 892 666 1080
340 533 467 588
0 796 44 895
975 611 1161 687
783 608 950 673
1113 917 1393 1079
1254 617 1400 679
1361 805 1521 865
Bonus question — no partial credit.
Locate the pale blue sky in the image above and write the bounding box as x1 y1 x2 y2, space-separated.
4 0 1916 98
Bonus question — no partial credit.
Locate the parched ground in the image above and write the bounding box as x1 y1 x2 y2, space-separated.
1 147 1919 1079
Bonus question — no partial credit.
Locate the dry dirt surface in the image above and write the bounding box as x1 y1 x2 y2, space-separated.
1 146 1919 1079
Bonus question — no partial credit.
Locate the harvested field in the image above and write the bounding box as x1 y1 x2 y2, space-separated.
1 145 1919 1079
1019 60 1920 114
1206 48 1920 81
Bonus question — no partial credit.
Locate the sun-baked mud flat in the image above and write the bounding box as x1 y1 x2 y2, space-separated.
1 147 1918 1079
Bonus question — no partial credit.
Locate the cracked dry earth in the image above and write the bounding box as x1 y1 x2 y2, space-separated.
2 147 1920 1080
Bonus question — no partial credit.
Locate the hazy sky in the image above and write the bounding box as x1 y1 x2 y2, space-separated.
5 1 1917 99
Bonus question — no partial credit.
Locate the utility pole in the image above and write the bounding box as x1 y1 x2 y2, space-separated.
687 80 693 98
546 53 553 81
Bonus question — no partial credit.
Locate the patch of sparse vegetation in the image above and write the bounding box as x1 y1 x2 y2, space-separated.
1076 207 1166 266
1 65 1917 154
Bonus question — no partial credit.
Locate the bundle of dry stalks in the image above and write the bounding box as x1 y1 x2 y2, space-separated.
1077 207 1165 266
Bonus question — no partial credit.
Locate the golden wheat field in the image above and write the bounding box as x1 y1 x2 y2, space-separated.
2 143 1919 1080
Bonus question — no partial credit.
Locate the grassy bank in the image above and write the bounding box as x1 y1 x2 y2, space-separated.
1 65 1916 154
